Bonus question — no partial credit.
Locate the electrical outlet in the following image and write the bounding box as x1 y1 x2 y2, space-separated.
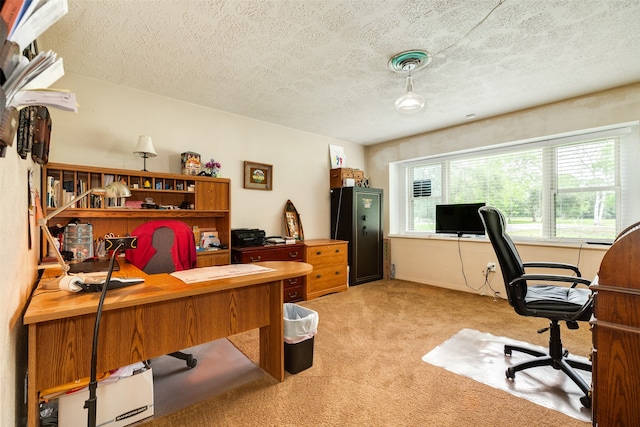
486 262 496 272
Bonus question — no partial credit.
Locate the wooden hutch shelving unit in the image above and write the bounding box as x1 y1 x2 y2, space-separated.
41 163 231 267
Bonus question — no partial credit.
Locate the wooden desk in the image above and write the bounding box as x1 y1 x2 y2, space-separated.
24 260 312 427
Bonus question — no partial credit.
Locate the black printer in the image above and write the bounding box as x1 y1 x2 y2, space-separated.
231 228 266 247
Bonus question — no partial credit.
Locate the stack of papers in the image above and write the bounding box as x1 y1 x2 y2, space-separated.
171 264 276 284
0 0 75 111
3 0 69 51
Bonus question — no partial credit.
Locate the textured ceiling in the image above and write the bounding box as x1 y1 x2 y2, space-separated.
38 0 640 145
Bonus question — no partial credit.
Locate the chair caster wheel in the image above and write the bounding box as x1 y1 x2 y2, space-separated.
504 345 512 356
580 395 592 408
186 357 197 369
505 368 516 379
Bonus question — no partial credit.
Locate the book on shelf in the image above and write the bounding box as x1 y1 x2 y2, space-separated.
77 179 86 207
52 178 60 207
46 175 54 207
90 194 102 209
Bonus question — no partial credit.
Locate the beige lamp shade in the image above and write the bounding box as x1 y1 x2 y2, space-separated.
133 135 157 171
134 135 157 157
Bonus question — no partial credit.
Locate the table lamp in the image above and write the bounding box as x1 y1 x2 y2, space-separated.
133 135 157 171
38 181 132 286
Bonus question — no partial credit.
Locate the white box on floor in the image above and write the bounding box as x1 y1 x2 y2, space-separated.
57 368 154 427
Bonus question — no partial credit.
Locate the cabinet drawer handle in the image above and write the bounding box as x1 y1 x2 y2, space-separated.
288 278 299 285
335 249 340 253
249 256 261 262
316 251 322 255
288 291 298 299
316 274 322 279
288 251 299 258
335 271 340 275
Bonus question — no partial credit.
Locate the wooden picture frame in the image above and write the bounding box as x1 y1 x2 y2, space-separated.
243 161 273 190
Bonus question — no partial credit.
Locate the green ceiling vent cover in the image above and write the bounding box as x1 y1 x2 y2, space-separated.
388 50 431 73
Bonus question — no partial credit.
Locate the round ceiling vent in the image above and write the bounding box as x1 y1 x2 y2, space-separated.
388 49 431 73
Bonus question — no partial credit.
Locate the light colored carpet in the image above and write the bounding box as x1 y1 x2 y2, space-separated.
149 338 264 418
143 280 593 426
422 328 592 423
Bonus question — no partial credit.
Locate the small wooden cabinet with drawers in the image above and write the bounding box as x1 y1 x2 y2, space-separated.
304 239 348 300
231 243 306 303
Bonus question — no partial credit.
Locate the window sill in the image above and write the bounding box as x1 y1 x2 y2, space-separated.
387 233 611 251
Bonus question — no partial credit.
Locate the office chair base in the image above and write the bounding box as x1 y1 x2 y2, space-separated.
169 351 198 368
504 344 592 408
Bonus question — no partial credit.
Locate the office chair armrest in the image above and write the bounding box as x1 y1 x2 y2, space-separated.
523 262 581 277
516 274 592 288
569 295 594 321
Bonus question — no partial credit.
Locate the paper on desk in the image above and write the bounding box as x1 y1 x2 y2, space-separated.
171 264 276 284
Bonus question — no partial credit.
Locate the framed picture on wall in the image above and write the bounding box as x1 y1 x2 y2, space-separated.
243 161 273 190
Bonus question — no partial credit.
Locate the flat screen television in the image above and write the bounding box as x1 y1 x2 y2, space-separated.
435 203 486 236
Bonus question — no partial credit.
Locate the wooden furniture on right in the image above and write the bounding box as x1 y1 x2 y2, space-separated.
591 224 640 426
304 239 348 300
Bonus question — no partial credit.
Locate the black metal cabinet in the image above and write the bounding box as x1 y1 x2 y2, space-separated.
330 187 383 285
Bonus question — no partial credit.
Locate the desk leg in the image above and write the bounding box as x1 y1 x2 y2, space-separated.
259 280 284 381
27 324 39 427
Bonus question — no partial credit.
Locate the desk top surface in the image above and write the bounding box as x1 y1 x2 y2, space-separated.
25 260 312 325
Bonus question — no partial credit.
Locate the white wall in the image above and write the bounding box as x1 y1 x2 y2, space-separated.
0 149 40 426
48 74 366 239
366 83 640 294
391 236 607 297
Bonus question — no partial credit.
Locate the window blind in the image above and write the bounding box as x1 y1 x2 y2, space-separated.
400 125 634 241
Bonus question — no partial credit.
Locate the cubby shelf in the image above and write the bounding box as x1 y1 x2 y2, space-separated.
42 162 231 266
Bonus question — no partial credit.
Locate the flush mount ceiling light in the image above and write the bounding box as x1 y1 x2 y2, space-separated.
389 49 431 114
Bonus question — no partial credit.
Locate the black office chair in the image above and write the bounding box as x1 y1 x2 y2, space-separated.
127 220 198 368
478 206 593 408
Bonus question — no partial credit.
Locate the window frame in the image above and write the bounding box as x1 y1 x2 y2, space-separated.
390 123 639 242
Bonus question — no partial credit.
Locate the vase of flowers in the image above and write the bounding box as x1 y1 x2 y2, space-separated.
205 158 221 177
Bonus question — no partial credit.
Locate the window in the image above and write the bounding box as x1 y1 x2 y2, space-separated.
393 125 639 241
